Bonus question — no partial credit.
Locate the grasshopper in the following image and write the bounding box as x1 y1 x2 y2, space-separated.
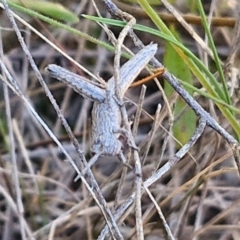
46 43 158 165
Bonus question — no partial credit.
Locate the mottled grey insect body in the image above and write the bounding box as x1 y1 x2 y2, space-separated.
91 92 122 156
45 44 158 158
90 44 159 156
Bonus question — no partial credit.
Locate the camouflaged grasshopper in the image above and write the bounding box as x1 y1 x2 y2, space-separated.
46 43 157 163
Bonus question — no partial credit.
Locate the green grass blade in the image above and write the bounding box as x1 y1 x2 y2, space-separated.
196 0 231 105
5 0 79 23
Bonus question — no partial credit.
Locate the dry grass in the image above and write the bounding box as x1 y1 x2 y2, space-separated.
0 1 240 239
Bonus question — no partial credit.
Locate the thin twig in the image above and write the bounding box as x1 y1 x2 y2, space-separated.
132 85 147 137
143 185 175 240
3 81 28 240
161 0 215 60
112 11 146 240
12 120 39 191
141 103 162 165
